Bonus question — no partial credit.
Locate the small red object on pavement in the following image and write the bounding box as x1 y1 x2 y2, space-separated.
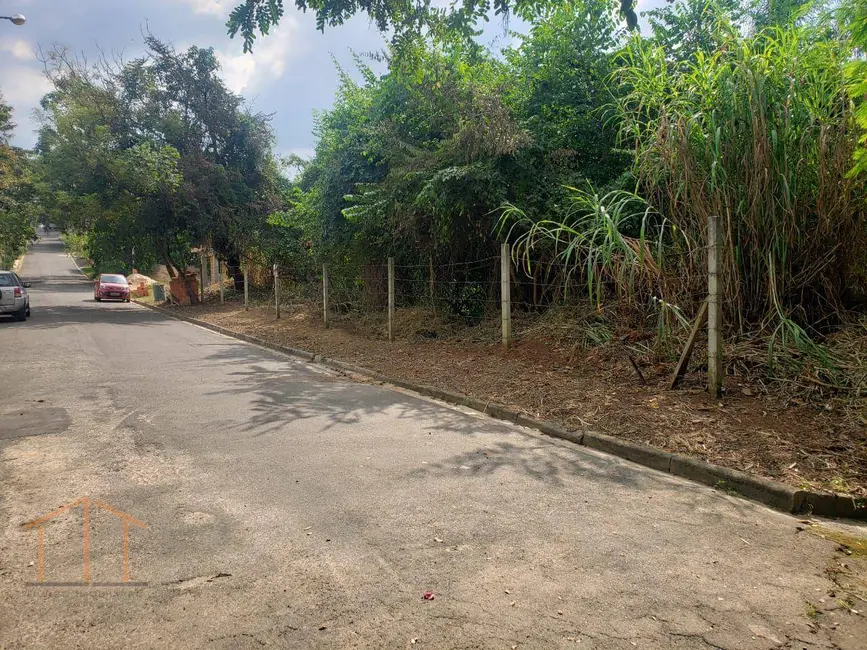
422 592 435 601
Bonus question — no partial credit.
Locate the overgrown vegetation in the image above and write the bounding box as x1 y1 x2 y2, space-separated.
613 26 865 332
265 1 866 362
1 0 862 425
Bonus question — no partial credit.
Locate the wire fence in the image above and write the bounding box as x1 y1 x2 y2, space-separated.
193 251 701 323
190 251 630 359
179 249 719 388
185 248 718 332
154 221 759 397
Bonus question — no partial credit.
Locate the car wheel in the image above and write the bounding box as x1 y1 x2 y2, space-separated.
125 298 130 303
95 296 102 302
14 307 26 322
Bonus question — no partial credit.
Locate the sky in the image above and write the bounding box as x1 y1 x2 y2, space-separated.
0 0 663 158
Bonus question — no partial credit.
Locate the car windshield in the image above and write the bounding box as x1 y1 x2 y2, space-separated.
0 273 17 287
101 275 127 284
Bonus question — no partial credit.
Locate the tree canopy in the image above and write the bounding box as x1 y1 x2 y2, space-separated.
36 37 281 277
0 94 35 267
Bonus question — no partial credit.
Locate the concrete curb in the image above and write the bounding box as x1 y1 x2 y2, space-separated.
67 253 94 279
135 300 867 522
11 238 31 273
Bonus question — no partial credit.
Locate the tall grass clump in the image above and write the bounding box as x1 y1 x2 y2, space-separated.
612 25 867 335
498 188 686 312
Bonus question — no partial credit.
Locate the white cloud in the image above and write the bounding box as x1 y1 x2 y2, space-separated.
0 65 51 148
0 40 35 61
177 0 236 17
215 19 301 95
0 65 51 106
219 51 257 94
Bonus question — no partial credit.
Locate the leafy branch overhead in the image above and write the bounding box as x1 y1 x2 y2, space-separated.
227 0 639 51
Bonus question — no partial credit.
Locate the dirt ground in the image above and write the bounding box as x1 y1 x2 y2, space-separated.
166 293 867 499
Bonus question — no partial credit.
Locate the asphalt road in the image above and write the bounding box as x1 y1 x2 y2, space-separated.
0 232 863 649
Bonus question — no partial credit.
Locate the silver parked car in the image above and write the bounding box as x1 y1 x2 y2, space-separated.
0 271 31 321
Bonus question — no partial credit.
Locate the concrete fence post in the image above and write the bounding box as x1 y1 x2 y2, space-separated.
273 263 280 320
501 242 512 348
218 261 224 304
199 252 205 303
707 215 723 397
322 264 329 329
429 254 435 313
388 256 395 342
243 261 249 311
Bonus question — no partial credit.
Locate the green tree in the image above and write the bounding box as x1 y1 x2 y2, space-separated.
642 0 743 61
36 38 281 282
752 0 812 30
502 0 631 217
270 4 635 315
0 94 36 268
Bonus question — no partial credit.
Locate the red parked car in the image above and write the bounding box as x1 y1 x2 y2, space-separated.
94 274 131 302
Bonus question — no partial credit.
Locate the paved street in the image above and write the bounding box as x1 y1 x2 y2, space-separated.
0 233 863 649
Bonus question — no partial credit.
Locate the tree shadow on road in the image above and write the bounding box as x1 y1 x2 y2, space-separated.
198 343 655 491
6 304 172 329
23 278 93 295
204 345 506 439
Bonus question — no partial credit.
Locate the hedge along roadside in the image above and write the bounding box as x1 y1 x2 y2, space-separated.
134 299 866 521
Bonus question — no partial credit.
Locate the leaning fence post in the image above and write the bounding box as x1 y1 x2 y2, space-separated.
669 298 709 390
388 256 395 342
707 215 723 397
322 264 329 329
243 260 249 311
501 242 512 348
273 263 280 319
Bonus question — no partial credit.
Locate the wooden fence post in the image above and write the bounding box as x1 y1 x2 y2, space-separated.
707 215 723 397
322 264 329 329
273 263 280 319
388 257 395 342
669 298 709 390
501 242 512 348
243 261 249 311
